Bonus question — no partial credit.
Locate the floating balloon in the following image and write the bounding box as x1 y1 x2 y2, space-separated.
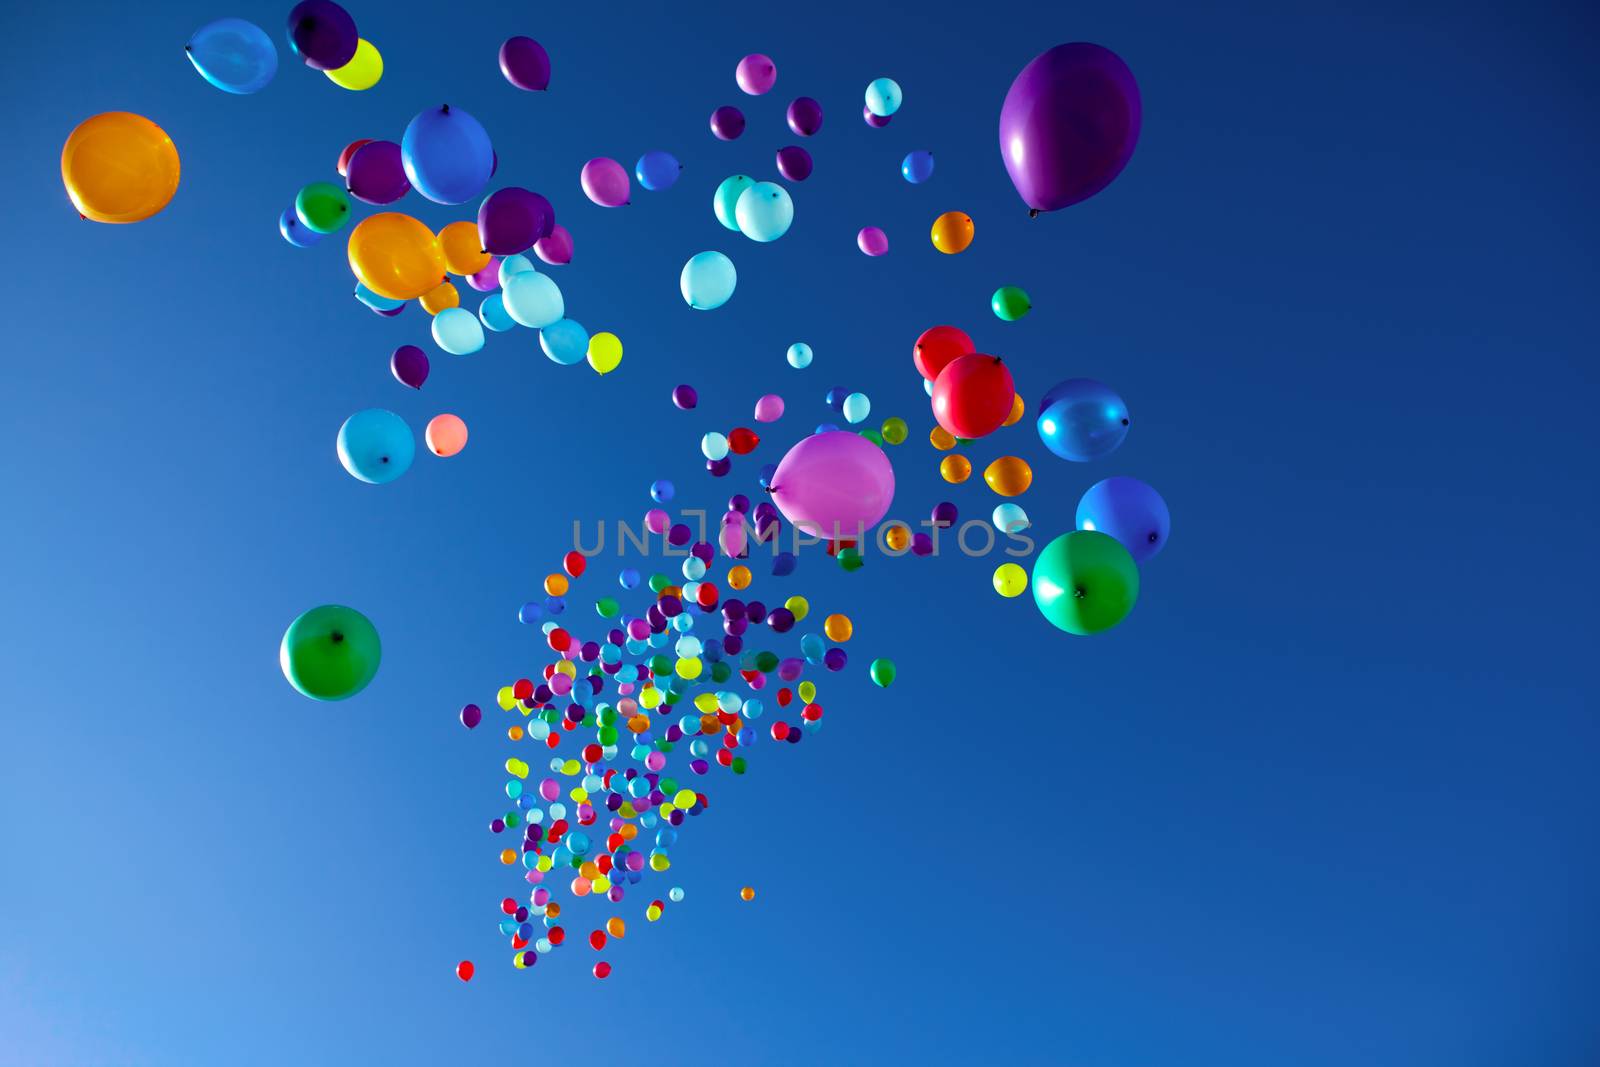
770 432 895 537
587 332 622 375
680 251 736 310
279 208 322 248
775 146 813 182
419 280 459 315
930 211 974 254
455 960 475 981
992 286 1031 321
869 658 896 687
713 175 754 232
345 140 409 204
337 139 371 176
294 181 349 234
1036 378 1129 461
478 294 513 332
502 270 564 328
863 106 891 128
709 106 745 141
391 344 429 389
735 53 777 95
280 604 380 700
348 213 447 300
672 384 698 410
880 417 908 445
326 38 382 90
476 188 553 257
466 258 501 291
940 454 972 483
426 413 469 457
354 283 401 312
993 502 1030 533
702 432 729 461
983 456 1033 496
786 342 813 369
999 43 1142 215
436 220 489 276
534 223 574 266
498 254 534 285
636 151 682 192
913 325 974 381
285 0 357 70
541 318 589 365
337 408 414 483
186 18 277 94
993 562 1028 598
581 158 631 207
842 392 871 425
1031 530 1139 634
901 150 934 183
1005 393 1027 426
857 227 889 256
61 112 180 224
1076 477 1169 562
402 105 494 206
735 182 793 242
864 77 903 117
932 354 1016 438
459 703 481 729
754 394 785 422
432 306 485 355
499 36 550 90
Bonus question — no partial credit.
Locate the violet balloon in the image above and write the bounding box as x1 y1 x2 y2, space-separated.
580 158 630 207
769 432 895 539
998 42 1142 215
534 223 574 266
466 257 501 292
285 0 357 71
478 187 553 255
345 141 409 205
499 36 550 90
710 106 746 141
391 345 429 389
863 106 891 128
776 146 813 182
735 53 777 95
787 97 823 137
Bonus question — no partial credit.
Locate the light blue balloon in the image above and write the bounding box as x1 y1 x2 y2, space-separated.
800 633 825 664
636 150 682 191
186 18 277 94
540 318 589 365
431 307 484 355
923 377 934 397
352 282 401 311
787 342 813 368
279 208 322 248
841 391 871 424
680 251 736 310
701 432 729 461
478 293 515 332
901 150 935 183
713 175 754 231
498 254 535 286
992 502 1031 533
669 886 685 902
336 409 414 484
734 182 794 242
502 271 564 328
1037 379 1130 461
865 77 903 117
401 105 494 206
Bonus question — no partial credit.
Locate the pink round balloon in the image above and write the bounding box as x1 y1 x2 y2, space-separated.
466 257 501 292
644 508 669 534
534 223 574 265
770 432 895 538
735 53 777 95
754 394 785 423
580 158 630 207
857 227 889 256
720 511 748 557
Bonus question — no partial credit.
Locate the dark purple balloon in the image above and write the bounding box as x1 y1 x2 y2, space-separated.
998 43 1141 214
767 608 795 633
346 141 410 205
863 106 891 128
710 106 746 141
672 384 698 409
374 304 405 318
823 647 848 671
776 146 813 182
930 501 958 528
706 457 731 477
477 187 554 255
285 0 358 71
460 703 482 729
391 345 429 389
499 36 551 90
786 97 823 137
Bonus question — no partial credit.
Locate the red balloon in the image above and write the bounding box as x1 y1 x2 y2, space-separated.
513 678 533 701
549 926 565 945
337 138 372 177
913 325 975 381
593 961 612 979
563 550 587 578
728 427 760 455
455 960 474 982
500 897 517 914
583 743 603 763
932 354 1016 438
548 628 571 652
589 930 607 950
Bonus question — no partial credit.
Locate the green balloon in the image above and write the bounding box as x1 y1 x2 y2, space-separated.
279 604 381 700
857 427 885 446
837 546 864 572
869 657 896 687
1030 531 1139 634
880 417 908 445
991 285 1031 322
595 596 620 618
295 181 351 235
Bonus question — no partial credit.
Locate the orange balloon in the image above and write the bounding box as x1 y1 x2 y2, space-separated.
727 565 752 590
1003 393 1026 427
739 886 756 901
606 917 625 938
426 413 469 457
347 212 448 300
929 211 974 254
545 573 569 597
419 280 459 315
940 454 972 483
823 613 852 642
983 456 1033 496
882 523 911 552
439 220 491 276
62 112 180 223
929 425 956 451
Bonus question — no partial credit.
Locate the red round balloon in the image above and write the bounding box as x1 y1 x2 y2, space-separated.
455 960 474 982
589 930 607 950
913 325 975 381
932 354 1016 438
728 427 760 455
593 961 612 979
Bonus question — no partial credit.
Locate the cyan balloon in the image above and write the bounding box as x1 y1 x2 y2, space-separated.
787 342 813 368
540 318 589 365
401 105 494 205
992 502 1031 533
353 282 402 311
901 150 934 183
841 392 871 424
713 175 754 232
498 253 535 286
865 77 903 117
734 182 793 242
680 251 736 310
187 18 278 94
432 307 485 355
636 150 682 191
279 208 322 248
337 409 414 484
478 293 515 332
502 271 564 328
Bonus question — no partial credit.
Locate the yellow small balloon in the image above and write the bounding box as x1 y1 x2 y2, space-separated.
993 562 1029 598
983 456 1033 497
588 331 623 375
1004 393 1026 427
325 38 383 91
823 613 852 642
348 212 447 300
929 425 956 451
438 220 490 276
940 454 972 483
929 211 974 254
496 685 515 710
419 280 459 315
61 112 180 224
882 523 911 552
727 565 752 590
798 680 816 703
784 595 809 621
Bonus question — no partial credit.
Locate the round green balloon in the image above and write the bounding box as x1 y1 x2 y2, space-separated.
837 546 864 572
857 427 885 446
279 604 381 700
880 417 908 445
991 285 1031 322
1031 530 1139 634
869 658 896 687
295 181 351 235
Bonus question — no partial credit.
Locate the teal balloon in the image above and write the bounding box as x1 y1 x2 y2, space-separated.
680 251 737 310
992 502 1031 533
354 283 402 312
432 307 484 355
800 633 825 664
186 18 277 94
540 318 589 365
498 253 535 286
992 285 1032 321
865 77 903 117
337 409 414 484
787 342 813 368
713 175 755 232
841 391 871 424
502 270 564 328
734 182 794 242
1031 530 1139 635
478 293 515 332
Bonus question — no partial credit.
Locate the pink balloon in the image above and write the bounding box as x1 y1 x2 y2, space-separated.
466 257 501 292
580 158 630 207
720 511 748 557
770 432 895 539
735 53 777 95
857 226 889 256
754 394 785 423
535 223 574 265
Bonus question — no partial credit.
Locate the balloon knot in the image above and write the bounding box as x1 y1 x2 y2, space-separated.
1073 587 1086 599
441 104 451 114
331 631 345 643
184 45 192 51
1028 209 1040 219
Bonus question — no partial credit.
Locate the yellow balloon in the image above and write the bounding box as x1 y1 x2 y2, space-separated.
325 38 383 90
419 280 459 315
882 523 911 552
983 456 1033 497
438 220 490 276
1004 392 1026 427
929 211 975 254
993 562 1029 598
940 454 972 483
496 685 515 709
798 680 816 703
61 112 180 224
823 613 852 642
588 331 623 375
727 565 752 590
929 425 956 451
348 213 447 300
784 595 809 621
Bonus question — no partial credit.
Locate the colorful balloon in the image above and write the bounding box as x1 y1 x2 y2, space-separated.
498 254 534 285
735 53 777 95
993 562 1028 598
337 408 414 484
419 280 460 315
735 182 793 242
337 139 372 176
776 146 813 182
499 36 550 90
913 325 974 381
426 413 469 457
869 658 896 687
1076 477 1169 562
672 384 699 410
992 502 1030 533
540 318 589 365
770 432 895 537
863 106 891 128
280 604 381 700
992 286 1031 321
478 293 514 332
295 181 350 234
279 208 322 248
402 105 494 206
1036 378 1129 461
432 306 485 354
754 394 785 422
502 270 564 328
345 140 409 205
1031 530 1139 634
325 38 382 90
636 151 682 191
581 157 631 207
391 344 429 388
857 227 889 256
842 392 871 425
459 704 481 729
186 18 277 94
901 150 934 183
930 211 974 254
437 221 489 277
478 187 554 256
864 77 903 117
786 342 813 369
713 175 754 232
932 355 1016 438
940 454 972 483
587 332 623 375
680 251 736 310
787 97 823 137
534 224 574 266
348 213 447 300
285 1 357 70
983 456 1033 496
61 112 180 224
709 106 746 141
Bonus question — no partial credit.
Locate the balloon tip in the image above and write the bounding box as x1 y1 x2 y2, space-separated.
1028 209 1040 219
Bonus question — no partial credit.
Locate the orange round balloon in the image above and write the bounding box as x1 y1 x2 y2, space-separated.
347 213 448 300
882 523 911 552
983 456 1033 496
929 211 975 254
426 413 469 457
419 280 459 315
940 454 972 483
929 425 956 451
823 613 852 642
727 565 752 590
438 220 491 276
1004 393 1026 427
62 112 180 223
544 573 569 597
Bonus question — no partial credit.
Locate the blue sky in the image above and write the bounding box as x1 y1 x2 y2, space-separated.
2 1 1597 1064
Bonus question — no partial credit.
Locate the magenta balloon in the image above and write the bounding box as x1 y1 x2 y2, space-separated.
580 158 630 207
776 145 813 182
466 257 501 291
754 394 785 423
786 97 823 137
857 226 889 256
477 187 554 255
863 105 891 128
709 106 746 141
735 53 776 95
998 43 1141 214
346 141 410 205
770 432 895 538
499 36 550 90
391 345 429 389
534 223 574 265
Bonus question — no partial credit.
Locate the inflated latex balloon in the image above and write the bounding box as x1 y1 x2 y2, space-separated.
864 77 903 116
425 413 468 457
186 18 277 94
402 105 494 206
478 293 514 332
993 562 1028 598
869 658 896 687
680 251 736 310
581 158 631 207
842 392 871 425
345 140 409 204
474 188 550 257
930 211 974 254
337 408 414 483
466 258 500 291
587 332 622 374
498 254 534 285
455 960 474 981
787 97 823 136
786 342 812 369
347 213 445 300
913 325 974 381
713 175 754 231
983 456 1033 496
901 150 934 183
734 182 793 242
432 306 484 354
636 151 682 192
770 432 895 537
932 354 1016 438
391 344 428 388
992 285 1031 321
1005 393 1027 426
336 138 371 176
540 318 589 365
999 43 1141 215
295 181 349 233
285 0 357 70
857 227 889 256
459 704 481 729
61 112 180 223
326 38 382 90
776 146 813 182
1076 477 1169 562
499 36 550 90
863 106 891 128
419 280 459 315
1036 378 1129 461
534 224 574 266
502 270 564 328
735 53 776 95
880 417 908 445
1031 530 1139 634
280 604 380 700
701 432 729 461
929 425 956 450
279 208 322 248
353 283 401 312
940 454 972 483
992 502 1030 533
437 220 490 276
672 384 698 409
754 394 785 422
709 106 745 141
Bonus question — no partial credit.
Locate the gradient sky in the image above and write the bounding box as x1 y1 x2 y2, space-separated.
2 1 1597 1064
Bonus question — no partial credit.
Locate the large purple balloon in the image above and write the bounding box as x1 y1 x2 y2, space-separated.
998 43 1141 215
769 432 895 539
285 0 358 71
499 36 550 91
710 106 746 141
478 187 554 255
345 141 409 205
391 345 429 389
